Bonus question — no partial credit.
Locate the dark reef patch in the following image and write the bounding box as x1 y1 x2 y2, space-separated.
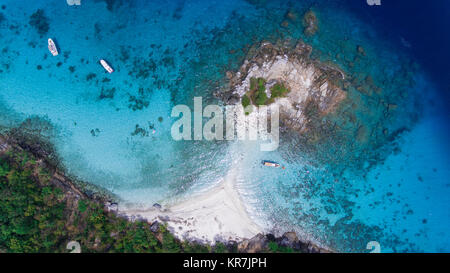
29 9 50 36
99 87 116 100
63 51 70 61
119 46 130 62
131 124 148 137
128 57 156 80
90 128 100 137
128 95 149 111
86 73 97 81
94 22 102 40
173 0 185 20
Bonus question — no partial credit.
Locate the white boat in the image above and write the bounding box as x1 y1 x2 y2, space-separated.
48 38 58 56
262 160 280 168
100 59 114 73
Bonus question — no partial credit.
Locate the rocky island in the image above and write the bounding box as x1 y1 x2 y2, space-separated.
221 40 347 133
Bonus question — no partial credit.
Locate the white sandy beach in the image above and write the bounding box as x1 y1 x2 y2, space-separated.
121 168 263 243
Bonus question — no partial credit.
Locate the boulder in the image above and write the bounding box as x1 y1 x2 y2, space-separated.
280 231 299 246
106 202 118 212
237 233 268 253
150 221 160 233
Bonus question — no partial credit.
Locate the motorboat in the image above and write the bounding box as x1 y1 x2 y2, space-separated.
100 59 114 73
262 160 280 168
48 38 58 56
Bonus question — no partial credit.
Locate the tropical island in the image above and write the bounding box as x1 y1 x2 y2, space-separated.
221 39 346 134
0 0 444 255
241 77 290 111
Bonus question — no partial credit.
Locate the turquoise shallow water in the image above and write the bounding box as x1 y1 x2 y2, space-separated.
0 0 449 252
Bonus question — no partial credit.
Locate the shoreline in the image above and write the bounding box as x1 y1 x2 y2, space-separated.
121 167 263 244
0 131 332 253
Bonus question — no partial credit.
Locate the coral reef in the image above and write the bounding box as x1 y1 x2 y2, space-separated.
128 94 149 111
99 87 116 100
29 9 49 36
302 10 318 36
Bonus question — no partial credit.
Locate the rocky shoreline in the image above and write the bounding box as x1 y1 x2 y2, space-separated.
0 131 331 253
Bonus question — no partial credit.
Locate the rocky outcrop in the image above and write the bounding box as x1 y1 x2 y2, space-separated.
219 40 347 133
237 232 333 253
237 233 268 253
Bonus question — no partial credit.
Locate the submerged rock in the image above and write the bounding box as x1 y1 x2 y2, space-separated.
357 45 366 56
302 10 319 36
285 9 299 22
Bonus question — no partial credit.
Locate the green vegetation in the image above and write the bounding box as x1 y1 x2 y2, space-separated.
249 77 258 91
255 89 269 106
241 94 251 108
0 146 206 253
242 77 290 108
270 82 289 98
253 77 268 106
256 77 266 93
267 241 296 253
78 200 87 213
241 94 252 115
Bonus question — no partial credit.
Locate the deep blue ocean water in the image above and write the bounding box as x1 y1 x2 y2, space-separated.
0 0 448 252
